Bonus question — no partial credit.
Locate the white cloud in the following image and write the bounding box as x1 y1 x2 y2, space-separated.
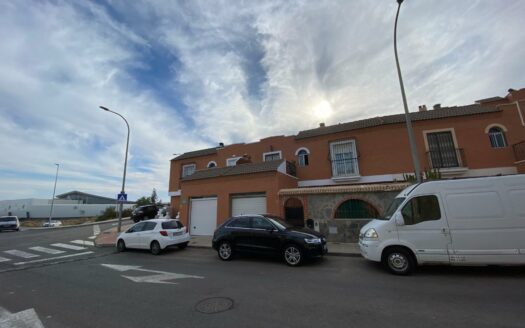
0 0 524 201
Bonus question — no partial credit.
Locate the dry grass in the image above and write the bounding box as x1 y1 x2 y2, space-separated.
20 217 98 227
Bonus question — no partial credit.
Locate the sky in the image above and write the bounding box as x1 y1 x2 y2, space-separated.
1 0 524 202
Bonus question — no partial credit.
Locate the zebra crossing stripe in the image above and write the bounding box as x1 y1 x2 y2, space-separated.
0 256 11 263
71 240 95 246
29 246 65 255
4 250 40 259
51 243 86 251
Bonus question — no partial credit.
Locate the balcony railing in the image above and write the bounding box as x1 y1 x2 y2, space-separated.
426 148 466 169
513 140 525 162
331 157 359 177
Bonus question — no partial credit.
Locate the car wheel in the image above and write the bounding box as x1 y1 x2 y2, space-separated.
150 241 162 255
133 218 139 223
117 239 126 252
218 241 234 261
382 247 415 275
283 244 303 266
178 242 188 250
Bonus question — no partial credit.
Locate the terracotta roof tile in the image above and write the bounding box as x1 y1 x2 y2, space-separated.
182 160 284 181
295 105 500 140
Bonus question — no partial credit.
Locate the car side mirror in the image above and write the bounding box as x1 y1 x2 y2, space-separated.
394 213 405 226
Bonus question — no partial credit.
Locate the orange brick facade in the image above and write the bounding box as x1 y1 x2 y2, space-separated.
169 88 525 236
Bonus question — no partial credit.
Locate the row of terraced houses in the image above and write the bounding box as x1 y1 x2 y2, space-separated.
169 88 525 242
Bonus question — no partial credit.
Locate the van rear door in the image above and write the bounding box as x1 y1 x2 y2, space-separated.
397 194 451 264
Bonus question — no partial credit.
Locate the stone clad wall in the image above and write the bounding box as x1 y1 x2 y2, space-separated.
306 191 400 243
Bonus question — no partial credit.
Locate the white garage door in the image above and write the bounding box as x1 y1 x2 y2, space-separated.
189 197 217 236
231 195 267 216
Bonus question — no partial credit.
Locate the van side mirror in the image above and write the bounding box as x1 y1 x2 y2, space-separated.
394 213 405 226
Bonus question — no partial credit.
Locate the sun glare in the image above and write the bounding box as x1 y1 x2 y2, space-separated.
314 100 333 120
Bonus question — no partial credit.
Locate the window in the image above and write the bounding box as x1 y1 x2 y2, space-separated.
182 164 196 177
207 161 217 168
426 131 460 168
226 157 241 166
263 151 282 162
162 220 184 229
251 217 274 230
488 127 507 148
296 148 309 167
334 199 379 219
128 222 145 233
227 217 250 228
142 222 157 231
330 140 358 177
401 195 441 225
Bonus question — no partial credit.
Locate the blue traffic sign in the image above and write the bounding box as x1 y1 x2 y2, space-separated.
117 193 127 202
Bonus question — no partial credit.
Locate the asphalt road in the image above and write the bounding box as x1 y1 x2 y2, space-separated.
0 220 122 273
1 238 524 328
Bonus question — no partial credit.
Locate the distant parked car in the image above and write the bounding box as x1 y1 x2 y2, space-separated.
0 216 20 232
42 220 63 227
131 205 158 222
116 219 190 255
212 214 328 266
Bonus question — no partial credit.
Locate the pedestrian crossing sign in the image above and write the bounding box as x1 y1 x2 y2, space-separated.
117 193 127 202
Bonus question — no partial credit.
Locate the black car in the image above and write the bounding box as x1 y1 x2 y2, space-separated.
131 205 159 223
212 214 327 266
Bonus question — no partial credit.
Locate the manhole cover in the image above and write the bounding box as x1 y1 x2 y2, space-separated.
195 297 234 314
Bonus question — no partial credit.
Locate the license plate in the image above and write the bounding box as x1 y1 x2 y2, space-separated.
173 231 183 236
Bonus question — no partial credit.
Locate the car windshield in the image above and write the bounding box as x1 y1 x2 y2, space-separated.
1 217 16 222
377 197 406 220
266 215 293 230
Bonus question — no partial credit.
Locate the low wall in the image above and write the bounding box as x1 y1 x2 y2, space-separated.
314 219 372 243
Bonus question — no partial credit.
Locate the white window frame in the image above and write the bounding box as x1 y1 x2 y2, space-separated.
262 150 282 162
329 140 359 178
182 164 196 177
295 147 310 167
485 124 508 148
207 161 217 168
226 157 241 166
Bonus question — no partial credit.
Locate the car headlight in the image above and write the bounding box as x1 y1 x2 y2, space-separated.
363 228 378 240
304 238 322 244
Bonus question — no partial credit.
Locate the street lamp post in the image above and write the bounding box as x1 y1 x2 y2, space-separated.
48 163 60 226
394 0 422 183
99 106 130 232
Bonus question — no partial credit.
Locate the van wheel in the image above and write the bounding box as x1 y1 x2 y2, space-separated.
382 247 415 275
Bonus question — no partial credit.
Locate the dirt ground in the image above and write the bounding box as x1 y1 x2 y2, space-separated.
20 217 98 227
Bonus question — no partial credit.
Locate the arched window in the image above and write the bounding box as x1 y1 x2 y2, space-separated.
334 199 379 219
488 127 507 148
295 148 310 167
207 161 217 168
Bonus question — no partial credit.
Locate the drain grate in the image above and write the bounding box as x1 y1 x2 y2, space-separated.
195 297 234 314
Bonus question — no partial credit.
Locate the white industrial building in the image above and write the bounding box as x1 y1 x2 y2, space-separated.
0 191 134 219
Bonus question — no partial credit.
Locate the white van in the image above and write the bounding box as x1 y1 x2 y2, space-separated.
359 175 525 275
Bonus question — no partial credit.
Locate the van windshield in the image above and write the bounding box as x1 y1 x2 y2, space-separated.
377 197 405 220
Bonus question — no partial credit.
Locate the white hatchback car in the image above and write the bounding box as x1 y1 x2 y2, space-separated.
116 219 190 255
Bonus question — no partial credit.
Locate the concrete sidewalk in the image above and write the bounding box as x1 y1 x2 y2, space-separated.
95 226 361 257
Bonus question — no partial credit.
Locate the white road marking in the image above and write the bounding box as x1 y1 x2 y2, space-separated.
101 264 204 285
0 307 45 327
51 243 86 250
0 256 11 263
29 246 65 255
4 250 40 259
88 236 96 239
14 251 94 266
93 224 101 236
70 240 95 246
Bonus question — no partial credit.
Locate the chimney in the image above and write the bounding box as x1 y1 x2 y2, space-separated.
219 142 224 148
236 153 252 165
319 123 325 127
418 105 427 112
433 103 441 110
